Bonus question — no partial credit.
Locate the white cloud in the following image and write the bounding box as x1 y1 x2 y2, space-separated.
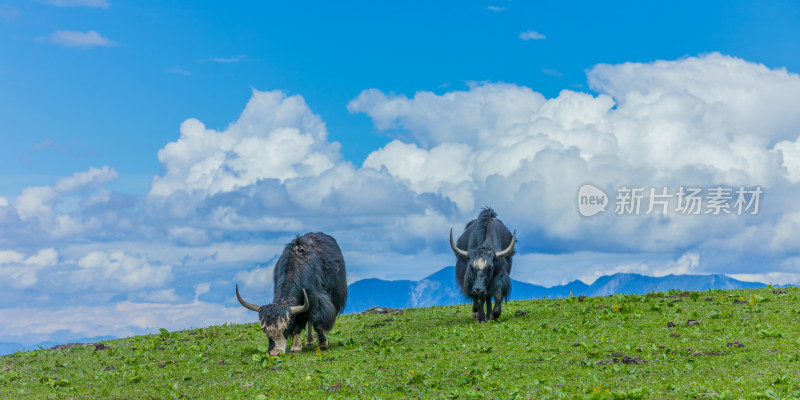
487 6 506 12
235 266 274 290
55 166 118 193
74 250 172 290
519 30 546 40
150 90 340 197
43 0 110 8
349 53 800 267
43 30 116 48
0 249 58 289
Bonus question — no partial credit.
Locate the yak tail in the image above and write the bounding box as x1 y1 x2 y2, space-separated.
475 207 497 242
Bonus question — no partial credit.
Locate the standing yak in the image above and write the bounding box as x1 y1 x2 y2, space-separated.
236 232 347 355
451 208 516 322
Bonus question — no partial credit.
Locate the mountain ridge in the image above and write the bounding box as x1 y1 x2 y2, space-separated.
343 266 767 313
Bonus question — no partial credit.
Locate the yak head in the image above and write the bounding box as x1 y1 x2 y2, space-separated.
450 229 515 299
236 285 308 355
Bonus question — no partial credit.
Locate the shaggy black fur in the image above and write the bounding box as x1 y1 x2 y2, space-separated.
454 207 515 322
240 232 347 353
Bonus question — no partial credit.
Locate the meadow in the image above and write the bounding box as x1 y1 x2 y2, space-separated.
2 286 799 399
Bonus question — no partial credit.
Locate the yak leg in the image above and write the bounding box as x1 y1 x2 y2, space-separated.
305 320 315 347
491 293 503 320
485 296 493 320
315 327 329 350
472 301 479 320
474 298 486 323
290 333 303 353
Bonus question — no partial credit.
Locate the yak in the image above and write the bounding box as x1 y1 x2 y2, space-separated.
236 232 347 355
450 207 516 323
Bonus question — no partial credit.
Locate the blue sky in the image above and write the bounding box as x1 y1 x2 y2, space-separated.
1 1 800 345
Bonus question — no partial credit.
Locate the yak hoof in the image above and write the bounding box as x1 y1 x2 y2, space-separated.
290 347 302 354
472 312 478 319
319 340 329 350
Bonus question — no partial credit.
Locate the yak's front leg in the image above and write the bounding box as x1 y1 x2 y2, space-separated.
491 293 503 320
474 298 486 323
485 296 493 320
291 333 303 353
305 320 315 347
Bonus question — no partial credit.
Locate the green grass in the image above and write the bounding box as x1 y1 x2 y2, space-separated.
3 286 800 399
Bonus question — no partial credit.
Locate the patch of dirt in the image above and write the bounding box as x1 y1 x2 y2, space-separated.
670 333 681 338
361 307 403 315
50 342 92 351
578 295 587 302
515 310 530 317
727 341 745 348
103 365 115 371
595 304 608 309
217 359 226 365
773 289 788 295
705 297 713 301
598 352 644 365
687 319 699 326
667 322 675 328
239 382 254 389
696 392 719 397
734 299 748 304
158 361 167 368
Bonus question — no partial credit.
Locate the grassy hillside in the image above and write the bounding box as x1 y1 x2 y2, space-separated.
2 286 800 399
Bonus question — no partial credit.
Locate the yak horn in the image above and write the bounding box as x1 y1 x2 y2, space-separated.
450 228 469 258
495 230 516 258
290 289 309 316
235 284 262 312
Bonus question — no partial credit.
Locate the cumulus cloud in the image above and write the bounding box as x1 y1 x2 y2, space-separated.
350 53 800 274
42 30 116 48
150 90 340 197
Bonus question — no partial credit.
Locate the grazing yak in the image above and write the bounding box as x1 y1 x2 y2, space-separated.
236 232 347 355
450 207 516 322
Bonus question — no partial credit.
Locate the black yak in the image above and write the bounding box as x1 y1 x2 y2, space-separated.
451 207 515 322
236 232 347 355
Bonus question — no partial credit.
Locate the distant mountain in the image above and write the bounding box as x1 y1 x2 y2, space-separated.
0 336 116 357
343 266 766 313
